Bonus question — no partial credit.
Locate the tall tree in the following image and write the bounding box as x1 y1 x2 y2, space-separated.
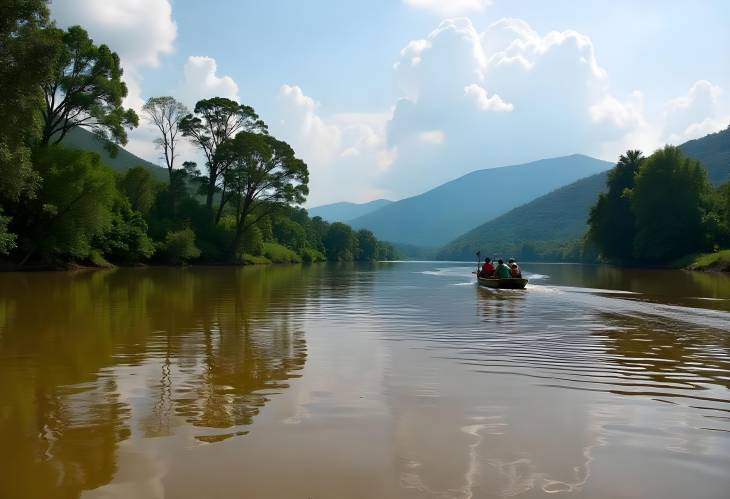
0 0 57 252
142 97 188 200
179 97 267 212
631 146 711 262
40 25 138 148
215 132 308 259
587 150 644 261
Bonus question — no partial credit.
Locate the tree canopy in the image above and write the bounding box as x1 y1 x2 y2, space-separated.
41 25 138 149
180 97 267 211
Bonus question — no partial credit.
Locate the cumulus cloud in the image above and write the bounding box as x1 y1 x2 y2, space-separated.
464 84 513 112
178 56 240 107
663 80 728 143
381 17 624 195
418 130 446 144
50 0 177 110
403 0 492 17
273 85 396 205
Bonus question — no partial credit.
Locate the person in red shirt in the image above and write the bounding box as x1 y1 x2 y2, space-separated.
480 258 495 277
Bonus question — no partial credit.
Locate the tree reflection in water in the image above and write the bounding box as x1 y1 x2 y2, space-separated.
0 266 310 498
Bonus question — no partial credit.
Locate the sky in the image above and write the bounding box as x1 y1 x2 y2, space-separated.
49 0 730 207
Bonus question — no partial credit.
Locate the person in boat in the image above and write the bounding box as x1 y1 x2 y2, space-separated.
480 257 495 277
508 258 522 278
495 259 513 279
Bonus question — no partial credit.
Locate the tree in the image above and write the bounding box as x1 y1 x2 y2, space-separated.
142 96 188 209
587 150 643 261
356 229 378 261
631 146 712 262
118 166 157 215
215 132 308 260
0 0 56 246
324 222 355 261
20 146 116 263
180 97 267 213
40 25 138 148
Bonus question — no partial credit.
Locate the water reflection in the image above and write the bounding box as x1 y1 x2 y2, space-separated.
0 267 309 498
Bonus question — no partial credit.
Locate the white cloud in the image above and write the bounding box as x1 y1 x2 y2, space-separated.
663 80 728 143
50 0 177 110
464 84 513 112
178 56 240 108
403 0 492 17
418 130 446 144
273 85 396 205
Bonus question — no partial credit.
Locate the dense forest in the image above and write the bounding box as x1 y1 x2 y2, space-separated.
0 1 397 269
587 146 730 266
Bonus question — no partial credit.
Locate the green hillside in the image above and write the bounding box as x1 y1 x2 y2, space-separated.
349 154 613 248
679 125 729 184
62 127 168 181
308 199 392 222
438 128 730 261
437 172 607 260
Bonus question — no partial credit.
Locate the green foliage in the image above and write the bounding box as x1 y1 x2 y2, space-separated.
631 146 712 262
180 97 267 209
324 222 356 261
587 150 643 260
25 146 116 261
41 25 138 148
0 209 16 255
356 229 378 261
300 247 326 263
96 202 155 263
216 132 309 259
158 228 201 265
118 166 158 215
262 242 301 263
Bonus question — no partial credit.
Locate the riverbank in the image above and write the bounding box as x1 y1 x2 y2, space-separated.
676 250 730 272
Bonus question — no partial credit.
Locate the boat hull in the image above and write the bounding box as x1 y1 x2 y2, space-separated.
477 277 528 289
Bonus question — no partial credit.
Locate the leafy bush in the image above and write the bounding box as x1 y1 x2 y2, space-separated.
158 228 201 264
262 242 301 263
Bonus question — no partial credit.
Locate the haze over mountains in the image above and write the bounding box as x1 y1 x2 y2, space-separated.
308 199 392 223
345 155 612 248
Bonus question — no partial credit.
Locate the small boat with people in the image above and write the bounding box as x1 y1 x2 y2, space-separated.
474 252 528 289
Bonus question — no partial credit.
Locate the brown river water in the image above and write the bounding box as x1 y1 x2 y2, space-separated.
0 262 729 499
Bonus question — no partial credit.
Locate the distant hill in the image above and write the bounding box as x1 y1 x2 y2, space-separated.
308 199 392 222
348 154 613 248
437 172 608 260
438 128 730 261
679 125 730 185
62 127 168 181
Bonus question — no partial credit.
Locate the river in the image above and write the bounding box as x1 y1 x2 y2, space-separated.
0 262 729 498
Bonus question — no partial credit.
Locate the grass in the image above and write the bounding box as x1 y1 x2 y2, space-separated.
686 250 730 271
262 242 302 264
673 250 730 271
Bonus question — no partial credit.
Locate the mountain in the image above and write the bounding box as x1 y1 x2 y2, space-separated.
308 199 392 222
348 155 613 248
437 172 608 260
62 127 168 181
438 128 730 261
679 125 730 185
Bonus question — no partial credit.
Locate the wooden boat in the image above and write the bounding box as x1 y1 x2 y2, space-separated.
477 276 528 289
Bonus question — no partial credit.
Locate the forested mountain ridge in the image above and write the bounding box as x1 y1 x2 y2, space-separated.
437 172 608 261
348 154 613 248
438 126 730 262
308 199 392 222
678 126 730 185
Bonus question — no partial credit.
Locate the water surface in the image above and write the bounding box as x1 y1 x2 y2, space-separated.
0 263 729 498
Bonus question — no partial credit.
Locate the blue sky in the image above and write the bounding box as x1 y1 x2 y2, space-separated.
50 0 730 206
